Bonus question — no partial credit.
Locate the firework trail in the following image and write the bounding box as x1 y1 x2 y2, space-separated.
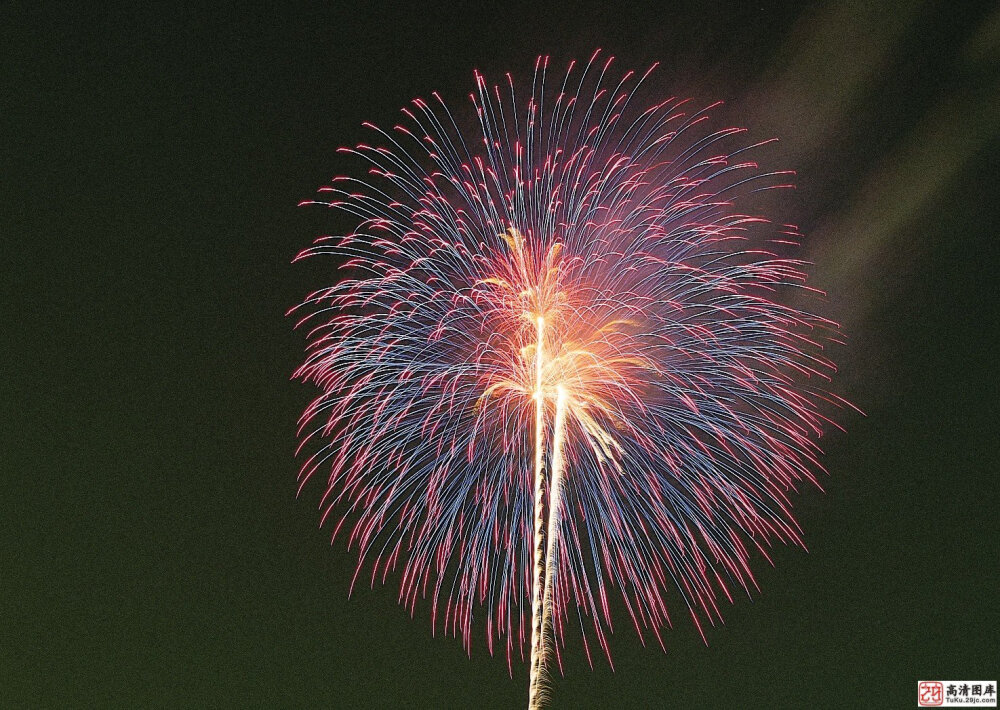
292 51 847 708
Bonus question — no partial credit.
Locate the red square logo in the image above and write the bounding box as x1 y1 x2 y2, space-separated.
919 681 944 707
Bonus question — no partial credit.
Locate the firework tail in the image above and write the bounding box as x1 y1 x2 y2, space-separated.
529 330 570 707
529 316 547 709
532 387 570 708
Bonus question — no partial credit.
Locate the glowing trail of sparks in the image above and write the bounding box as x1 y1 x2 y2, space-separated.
531 385 569 709
545 386 569 641
528 315 547 709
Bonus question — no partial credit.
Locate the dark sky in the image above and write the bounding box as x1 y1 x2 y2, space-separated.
4 1 998 707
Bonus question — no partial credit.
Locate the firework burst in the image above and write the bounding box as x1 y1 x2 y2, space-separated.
292 51 847 708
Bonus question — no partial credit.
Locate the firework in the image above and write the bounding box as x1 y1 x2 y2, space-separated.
292 51 846 708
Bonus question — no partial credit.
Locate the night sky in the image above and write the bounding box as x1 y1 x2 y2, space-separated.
5 2 998 707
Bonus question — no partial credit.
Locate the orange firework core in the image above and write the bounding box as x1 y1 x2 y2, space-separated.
478 228 653 467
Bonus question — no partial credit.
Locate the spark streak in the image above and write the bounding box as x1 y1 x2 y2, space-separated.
530 385 569 708
529 315 547 708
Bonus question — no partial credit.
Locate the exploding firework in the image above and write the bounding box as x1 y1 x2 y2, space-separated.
292 51 847 708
